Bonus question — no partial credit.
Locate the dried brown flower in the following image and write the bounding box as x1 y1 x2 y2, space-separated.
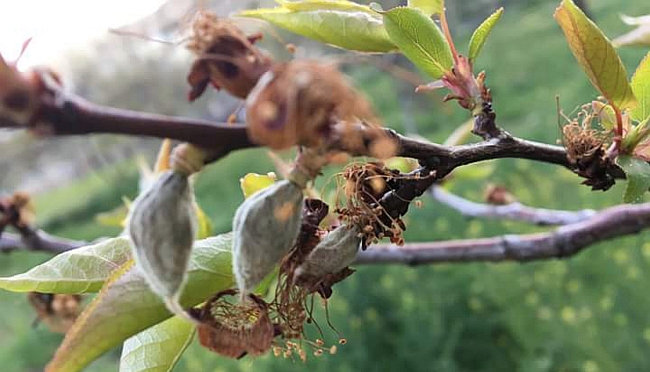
336 162 407 245
561 104 616 190
186 11 272 100
194 289 275 359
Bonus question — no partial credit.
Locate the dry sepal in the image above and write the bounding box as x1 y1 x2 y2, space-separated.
192 289 275 359
561 103 616 190
186 11 272 100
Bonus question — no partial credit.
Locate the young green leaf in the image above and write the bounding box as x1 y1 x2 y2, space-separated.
194 204 213 239
45 234 234 372
407 0 444 16
592 101 617 130
468 7 504 63
119 316 195 372
554 0 637 110
631 53 650 122
240 172 276 199
616 155 650 203
382 7 453 79
0 237 131 294
238 1 396 52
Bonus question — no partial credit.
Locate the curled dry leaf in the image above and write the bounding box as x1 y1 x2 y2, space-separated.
232 179 304 295
127 170 197 307
186 11 272 100
193 289 274 359
245 60 379 150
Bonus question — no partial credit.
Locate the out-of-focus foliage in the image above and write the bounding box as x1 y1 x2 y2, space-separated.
631 53 650 122
614 14 650 47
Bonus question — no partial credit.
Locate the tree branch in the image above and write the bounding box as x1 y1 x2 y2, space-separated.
0 229 85 254
4 202 650 269
355 202 650 265
430 186 597 226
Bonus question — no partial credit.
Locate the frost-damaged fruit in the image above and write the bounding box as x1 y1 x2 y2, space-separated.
295 224 361 284
232 179 304 296
127 144 207 315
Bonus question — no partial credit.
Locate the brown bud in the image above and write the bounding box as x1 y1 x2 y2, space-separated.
483 184 517 205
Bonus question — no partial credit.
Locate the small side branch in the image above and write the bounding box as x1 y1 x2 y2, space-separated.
430 186 596 226
0 229 85 254
355 202 650 265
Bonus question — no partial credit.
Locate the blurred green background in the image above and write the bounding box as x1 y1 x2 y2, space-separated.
1 0 650 371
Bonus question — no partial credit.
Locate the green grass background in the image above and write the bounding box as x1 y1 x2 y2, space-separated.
1 0 650 371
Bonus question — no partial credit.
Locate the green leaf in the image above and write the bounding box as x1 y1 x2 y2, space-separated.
554 0 637 110
238 1 396 52
382 7 453 79
468 7 504 63
194 204 213 239
45 234 234 372
119 316 195 372
631 53 650 122
592 101 617 130
240 172 277 199
0 237 131 294
407 0 444 16
95 204 128 227
616 155 650 203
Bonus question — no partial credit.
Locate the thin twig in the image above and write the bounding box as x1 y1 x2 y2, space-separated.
355 202 650 265
430 186 597 226
0 229 85 254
